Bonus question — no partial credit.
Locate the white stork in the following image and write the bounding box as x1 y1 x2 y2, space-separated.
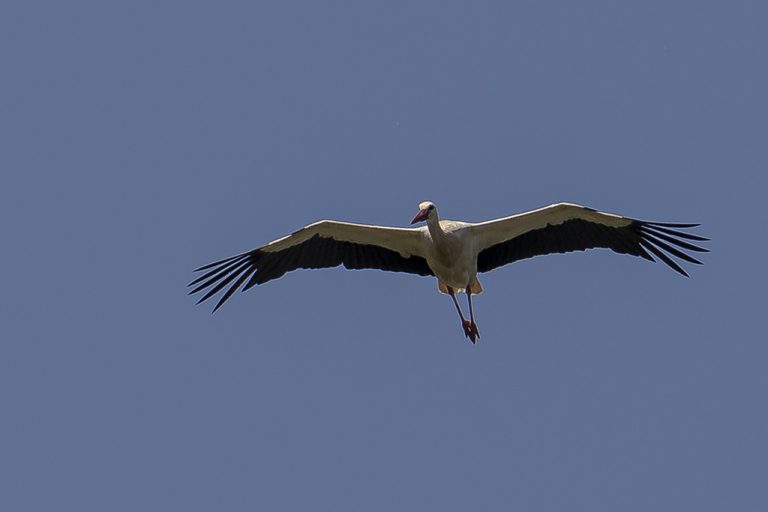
189 201 708 343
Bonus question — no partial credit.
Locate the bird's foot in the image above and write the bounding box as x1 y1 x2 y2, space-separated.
462 320 478 344
470 321 480 340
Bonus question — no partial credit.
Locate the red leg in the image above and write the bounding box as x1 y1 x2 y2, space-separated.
466 287 480 343
448 286 473 340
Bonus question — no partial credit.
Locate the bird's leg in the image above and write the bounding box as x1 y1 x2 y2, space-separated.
448 286 474 341
466 287 479 343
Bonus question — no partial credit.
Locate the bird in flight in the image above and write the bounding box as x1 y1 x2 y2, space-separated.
189 201 708 343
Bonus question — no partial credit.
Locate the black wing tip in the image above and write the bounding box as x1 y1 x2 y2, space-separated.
643 221 701 228
193 248 262 272
193 257 234 272
624 219 707 276
644 228 711 244
188 248 267 312
640 224 711 243
636 220 708 276
638 221 710 254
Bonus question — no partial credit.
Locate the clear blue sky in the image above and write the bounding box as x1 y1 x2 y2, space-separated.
2 1 766 510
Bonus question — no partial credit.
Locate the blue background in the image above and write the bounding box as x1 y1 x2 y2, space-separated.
2 1 766 510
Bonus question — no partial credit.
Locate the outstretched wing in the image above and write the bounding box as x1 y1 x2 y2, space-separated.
189 221 433 312
471 203 708 275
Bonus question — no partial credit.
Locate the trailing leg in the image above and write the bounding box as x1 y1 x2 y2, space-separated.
447 286 474 341
466 287 480 343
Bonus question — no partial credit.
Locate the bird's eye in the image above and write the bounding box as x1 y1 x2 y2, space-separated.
428 205 435 211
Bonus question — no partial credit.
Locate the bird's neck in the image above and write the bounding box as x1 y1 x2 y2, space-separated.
426 217 446 243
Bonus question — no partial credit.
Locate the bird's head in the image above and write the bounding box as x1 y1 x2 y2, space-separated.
410 201 438 224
